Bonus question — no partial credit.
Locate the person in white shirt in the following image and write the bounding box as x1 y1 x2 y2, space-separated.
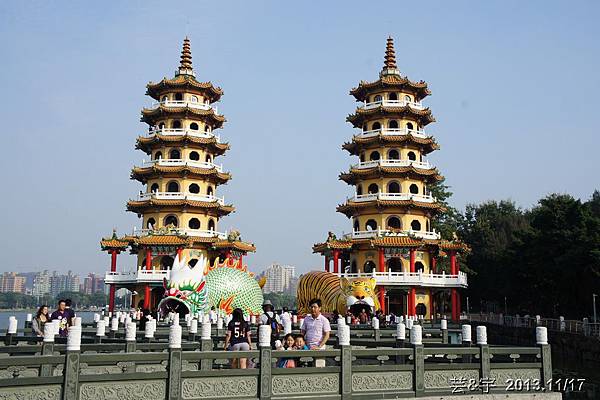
258 300 281 325
301 298 331 350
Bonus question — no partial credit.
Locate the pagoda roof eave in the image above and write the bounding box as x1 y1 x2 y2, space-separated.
339 166 444 185
130 165 231 184
312 240 355 254
342 134 439 155
212 240 256 253
347 106 435 128
126 199 235 216
146 76 223 102
336 199 444 218
136 135 230 155
350 75 431 102
140 106 226 128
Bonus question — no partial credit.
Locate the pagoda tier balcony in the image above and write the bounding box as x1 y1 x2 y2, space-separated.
343 229 441 240
143 159 224 172
361 99 424 111
354 127 429 140
138 192 225 205
149 99 219 114
351 192 436 203
146 128 221 142
133 227 228 239
335 271 467 288
352 159 432 170
105 269 170 285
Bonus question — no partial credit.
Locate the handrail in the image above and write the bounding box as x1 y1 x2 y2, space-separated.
142 159 224 172
352 159 432 170
146 128 220 142
137 192 225 205
362 99 424 110
150 100 219 114
352 192 436 203
354 127 429 139
343 229 441 240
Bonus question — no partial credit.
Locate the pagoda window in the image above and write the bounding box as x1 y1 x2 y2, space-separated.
367 183 379 194
406 122 414 130
167 181 179 192
175 93 183 101
208 219 216 231
410 220 421 231
409 184 419 194
172 120 182 129
207 186 214 196
160 256 175 270
161 95 168 102
387 216 402 230
154 151 162 160
351 261 357 274
363 261 376 273
404 95 411 102
388 120 399 129
353 219 359 231
169 149 181 159
386 257 402 272
389 92 398 101
164 215 178 227
205 155 213 163
365 219 378 231
359 153 365 162
189 151 200 161
415 261 425 273
188 218 201 229
204 125 211 132
190 122 199 130
388 181 400 193
189 183 200 194
372 122 381 130
373 95 382 102
150 183 159 192
426 220 430 231
388 149 400 160
407 151 417 161
190 95 198 103
158 122 166 129
356 184 363 196
369 151 380 161
146 218 156 229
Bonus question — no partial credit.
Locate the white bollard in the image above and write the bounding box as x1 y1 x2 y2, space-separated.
284 319 292 335
67 325 82 351
190 319 198 334
144 320 155 339
292 314 298 324
26 313 32 323
73 317 82 326
258 325 271 347
476 326 487 345
201 322 211 340
125 322 136 341
103 316 110 327
396 322 406 340
7 317 18 334
536 326 548 345
461 324 472 343
111 317 119 332
372 317 380 330
338 324 351 346
96 320 106 337
250 315 257 325
410 325 423 345
93 313 101 323
406 319 414 330
440 319 448 330
169 324 182 349
346 315 352 325
52 320 60 336
217 316 224 330
43 323 55 342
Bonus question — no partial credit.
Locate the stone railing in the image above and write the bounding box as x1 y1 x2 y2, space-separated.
0 316 559 399
469 313 600 337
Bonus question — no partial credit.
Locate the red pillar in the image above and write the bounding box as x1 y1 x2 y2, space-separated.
109 250 118 313
144 248 152 310
333 250 340 274
177 247 183 259
378 247 385 272
379 287 386 314
239 254 244 267
431 255 437 274
429 289 434 318
325 256 330 272
450 250 457 275
450 250 458 321
451 289 458 321
409 249 416 316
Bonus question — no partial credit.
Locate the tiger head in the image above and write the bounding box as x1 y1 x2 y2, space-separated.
340 277 380 313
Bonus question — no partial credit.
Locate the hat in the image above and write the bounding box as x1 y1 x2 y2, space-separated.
262 300 273 307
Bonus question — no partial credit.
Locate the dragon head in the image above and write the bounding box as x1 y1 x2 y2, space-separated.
157 254 208 317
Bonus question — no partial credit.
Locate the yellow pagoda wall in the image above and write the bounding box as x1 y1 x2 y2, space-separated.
142 212 218 232
145 177 219 195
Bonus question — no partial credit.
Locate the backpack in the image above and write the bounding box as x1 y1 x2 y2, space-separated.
265 313 282 342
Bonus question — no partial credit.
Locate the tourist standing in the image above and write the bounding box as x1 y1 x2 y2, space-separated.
224 308 251 369
259 300 282 348
64 299 76 325
32 305 50 337
50 300 70 337
301 299 331 350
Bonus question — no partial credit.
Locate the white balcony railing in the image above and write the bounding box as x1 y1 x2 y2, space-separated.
361 99 424 111
143 159 224 172
354 128 429 139
352 159 432 170
150 100 218 114
351 193 436 203
104 270 170 284
146 128 221 142
137 191 225 205
133 227 228 239
335 271 467 288
343 229 441 240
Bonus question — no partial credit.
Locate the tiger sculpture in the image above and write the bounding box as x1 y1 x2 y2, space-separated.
296 271 381 315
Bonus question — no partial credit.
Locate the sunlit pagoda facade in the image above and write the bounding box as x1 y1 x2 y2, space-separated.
101 38 255 313
313 37 467 320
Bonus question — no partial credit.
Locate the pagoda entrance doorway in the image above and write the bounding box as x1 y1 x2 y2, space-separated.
386 288 407 316
415 303 427 317
386 257 403 272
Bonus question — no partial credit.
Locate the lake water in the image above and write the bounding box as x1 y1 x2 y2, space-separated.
0 310 97 330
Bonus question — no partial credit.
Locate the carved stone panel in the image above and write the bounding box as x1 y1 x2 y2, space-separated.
181 376 258 399
352 371 412 392
424 369 479 389
0 385 61 400
79 380 166 400
272 374 339 395
490 368 541 387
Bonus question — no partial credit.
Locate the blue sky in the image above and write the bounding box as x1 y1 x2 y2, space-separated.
1 1 599 275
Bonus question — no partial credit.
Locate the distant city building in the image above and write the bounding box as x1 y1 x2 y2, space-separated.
83 273 105 295
32 270 51 296
262 263 295 294
0 272 26 293
50 270 80 296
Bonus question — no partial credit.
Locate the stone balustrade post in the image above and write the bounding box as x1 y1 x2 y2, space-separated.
63 325 82 400
395 322 406 364
477 326 490 384
125 322 136 354
372 317 380 342
338 324 352 399
167 324 182 400
536 326 552 390
25 313 33 330
5 316 17 346
200 322 212 371
109 317 118 339
440 318 448 344
144 319 156 343
461 324 472 363
188 318 198 342
258 325 272 400
95 320 106 344
411 325 424 396
40 323 55 377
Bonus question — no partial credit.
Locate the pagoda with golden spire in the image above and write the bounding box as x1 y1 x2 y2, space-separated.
101 38 255 313
313 37 467 320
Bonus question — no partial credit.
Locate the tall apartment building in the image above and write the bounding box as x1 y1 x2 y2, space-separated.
82 273 105 295
0 272 26 293
32 270 51 296
50 270 80 296
262 263 296 294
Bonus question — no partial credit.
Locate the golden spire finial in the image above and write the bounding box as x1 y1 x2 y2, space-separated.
177 37 194 76
384 36 397 70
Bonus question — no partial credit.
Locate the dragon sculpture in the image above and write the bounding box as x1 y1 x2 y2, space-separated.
157 254 265 317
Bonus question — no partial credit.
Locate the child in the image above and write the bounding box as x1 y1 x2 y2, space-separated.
294 334 309 350
276 333 296 368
